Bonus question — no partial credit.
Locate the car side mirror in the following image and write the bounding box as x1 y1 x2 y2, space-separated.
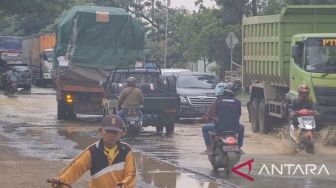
292 44 303 65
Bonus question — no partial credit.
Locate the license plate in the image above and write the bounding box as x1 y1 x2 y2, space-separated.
196 107 208 113
223 145 239 151
78 104 101 113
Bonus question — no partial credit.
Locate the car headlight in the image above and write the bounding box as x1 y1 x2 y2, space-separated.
180 96 188 104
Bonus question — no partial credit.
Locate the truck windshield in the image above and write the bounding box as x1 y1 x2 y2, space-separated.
177 74 218 89
305 38 336 73
14 65 29 72
43 51 54 62
1 53 22 62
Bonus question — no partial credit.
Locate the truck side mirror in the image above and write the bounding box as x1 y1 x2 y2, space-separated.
291 44 303 65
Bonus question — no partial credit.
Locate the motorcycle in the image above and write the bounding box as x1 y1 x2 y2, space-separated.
208 130 241 176
288 109 316 154
124 108 143 138
6 80 17 94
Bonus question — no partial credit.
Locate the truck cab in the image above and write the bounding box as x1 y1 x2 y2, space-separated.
242 5 336 134
41 48 54 81
289 34 336 121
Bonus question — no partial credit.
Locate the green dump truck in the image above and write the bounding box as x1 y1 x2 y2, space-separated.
243 5 336 134
53 6 144 119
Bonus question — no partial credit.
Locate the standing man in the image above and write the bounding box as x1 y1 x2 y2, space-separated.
49 115 136 188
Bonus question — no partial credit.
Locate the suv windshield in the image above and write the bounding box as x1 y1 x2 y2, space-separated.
305 38 336 73
177 74 218 89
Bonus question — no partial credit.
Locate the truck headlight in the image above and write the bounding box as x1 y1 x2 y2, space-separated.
180 96 188 104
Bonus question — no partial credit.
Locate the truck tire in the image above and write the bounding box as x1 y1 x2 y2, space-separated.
251 99 259 133
57 101 66 120
156 125 164 133
165 121 175 135
32 78 37 86
258 99 270 134
165 75 176 93
40 79 46 87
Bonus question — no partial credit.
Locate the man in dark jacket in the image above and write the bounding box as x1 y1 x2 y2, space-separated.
201 82 244 154
288 84 315 127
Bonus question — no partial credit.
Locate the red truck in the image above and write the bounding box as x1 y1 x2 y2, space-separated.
54 6 145 119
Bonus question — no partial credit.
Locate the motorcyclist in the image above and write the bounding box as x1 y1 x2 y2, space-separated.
201 82 244 154
5 66 18 91
117 77 144 123
288 84 315 126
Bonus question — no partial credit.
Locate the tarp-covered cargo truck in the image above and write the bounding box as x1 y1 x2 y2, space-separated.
54 6 144 120
243 5 336 134
22 33 55 86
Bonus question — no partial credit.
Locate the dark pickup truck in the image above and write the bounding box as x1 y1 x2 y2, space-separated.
103 67 180 134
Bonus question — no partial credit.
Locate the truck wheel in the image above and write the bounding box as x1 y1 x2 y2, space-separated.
165 122 175 135
156 125 164 133
57 101 66 120
251 99 259 133
258 99 270 134
40 79 46 87
32 78 37 86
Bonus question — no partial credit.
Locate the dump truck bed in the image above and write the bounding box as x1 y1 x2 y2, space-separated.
242 5 336 88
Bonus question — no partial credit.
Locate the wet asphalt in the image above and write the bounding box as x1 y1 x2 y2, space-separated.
0 87 336 188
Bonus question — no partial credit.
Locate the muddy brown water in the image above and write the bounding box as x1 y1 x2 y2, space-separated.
0 88 336 188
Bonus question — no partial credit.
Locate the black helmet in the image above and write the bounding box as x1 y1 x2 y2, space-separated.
126 77 136 87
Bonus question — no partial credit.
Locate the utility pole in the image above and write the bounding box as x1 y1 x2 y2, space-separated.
164 0 170 68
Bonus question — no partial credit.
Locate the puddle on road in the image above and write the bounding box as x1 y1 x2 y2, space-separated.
136 154 222 188
58 129 227 188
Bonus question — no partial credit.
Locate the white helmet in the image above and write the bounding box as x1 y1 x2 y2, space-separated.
215 82 234 96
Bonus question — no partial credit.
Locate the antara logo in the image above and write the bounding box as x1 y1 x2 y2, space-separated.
258 164 330 176
232 159 254 181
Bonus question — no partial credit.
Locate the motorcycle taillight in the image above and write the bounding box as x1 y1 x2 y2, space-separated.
226 136 237 145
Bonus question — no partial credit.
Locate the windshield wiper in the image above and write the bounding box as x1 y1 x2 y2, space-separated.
321 66 336 78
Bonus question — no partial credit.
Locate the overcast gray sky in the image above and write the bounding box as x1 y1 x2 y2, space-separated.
170 0 216 10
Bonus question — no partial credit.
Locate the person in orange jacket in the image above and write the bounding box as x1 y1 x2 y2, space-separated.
48 115 136 188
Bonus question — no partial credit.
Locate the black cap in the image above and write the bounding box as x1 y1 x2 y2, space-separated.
101 115 126 132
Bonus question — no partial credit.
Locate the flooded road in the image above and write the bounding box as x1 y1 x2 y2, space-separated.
0 87 336 188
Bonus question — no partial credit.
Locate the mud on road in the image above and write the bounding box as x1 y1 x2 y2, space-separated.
1 88 336 188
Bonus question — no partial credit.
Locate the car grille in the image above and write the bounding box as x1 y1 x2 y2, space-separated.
187 96 216 107
314 86 336 106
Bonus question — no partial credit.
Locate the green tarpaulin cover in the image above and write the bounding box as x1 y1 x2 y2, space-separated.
55 6 144 69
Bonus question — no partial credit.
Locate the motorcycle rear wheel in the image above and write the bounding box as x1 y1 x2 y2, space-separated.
304 139 315 154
